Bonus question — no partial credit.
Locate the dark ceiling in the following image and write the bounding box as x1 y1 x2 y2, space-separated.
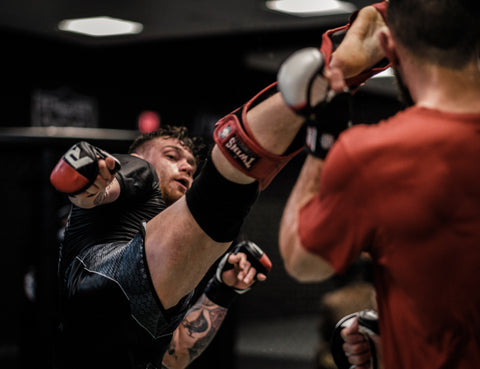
0 0 377 46
0 0 399 131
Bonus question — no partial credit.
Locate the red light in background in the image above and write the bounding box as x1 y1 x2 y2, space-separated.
138 110 160 133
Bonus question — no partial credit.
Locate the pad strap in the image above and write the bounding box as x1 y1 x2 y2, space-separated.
320 1 390 92
213 83 304 190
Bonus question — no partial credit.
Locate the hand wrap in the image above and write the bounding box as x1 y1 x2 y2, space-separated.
50 141 121 195
204 240 272 308
330 309 380 369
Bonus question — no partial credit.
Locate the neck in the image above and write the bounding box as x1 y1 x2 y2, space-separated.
401 56 480 114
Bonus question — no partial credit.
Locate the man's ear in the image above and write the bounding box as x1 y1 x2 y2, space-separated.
130 152 144 159
378 26 400 66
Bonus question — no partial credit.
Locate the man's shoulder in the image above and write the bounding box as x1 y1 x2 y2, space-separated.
340 106 420 147
117 154 155 175
116 154 160 197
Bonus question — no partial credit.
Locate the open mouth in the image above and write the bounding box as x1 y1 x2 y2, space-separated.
175 178 189 189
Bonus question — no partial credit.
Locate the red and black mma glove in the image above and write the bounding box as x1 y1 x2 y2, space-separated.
277 47 352 160
204 240 272 308
50 141 121 196
330 309 380 369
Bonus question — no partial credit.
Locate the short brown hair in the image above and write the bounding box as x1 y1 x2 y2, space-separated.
128 125 207 166
387 0 480 68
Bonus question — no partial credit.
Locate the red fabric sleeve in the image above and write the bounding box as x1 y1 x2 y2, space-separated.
297 131 374 273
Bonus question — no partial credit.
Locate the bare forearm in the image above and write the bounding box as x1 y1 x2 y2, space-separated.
68 178 120 209
279 156 323 262
162 294 228 369
279 156 334 281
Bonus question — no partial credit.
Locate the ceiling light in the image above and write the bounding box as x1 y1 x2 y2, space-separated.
58 16 143 37
265 0 356 17
371 67 394 78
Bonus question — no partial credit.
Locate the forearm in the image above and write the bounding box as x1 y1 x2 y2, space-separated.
279 155 334 282
162 294 228 369
279 155 324 264
68 178 120 209
210 1 386 189
278 6 387 280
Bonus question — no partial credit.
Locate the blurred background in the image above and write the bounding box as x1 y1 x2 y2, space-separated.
0 0 401 368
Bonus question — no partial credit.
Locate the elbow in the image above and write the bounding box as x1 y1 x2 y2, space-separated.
278 242 306 283
279 226 310 282
279 212 334 283
282 259 312 283
280 237 335 283
282 257 332 283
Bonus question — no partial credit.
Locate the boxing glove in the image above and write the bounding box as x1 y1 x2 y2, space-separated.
204 240 272 307
50 141 121 196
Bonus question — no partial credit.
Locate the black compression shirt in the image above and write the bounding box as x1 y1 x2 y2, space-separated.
59 154 165 276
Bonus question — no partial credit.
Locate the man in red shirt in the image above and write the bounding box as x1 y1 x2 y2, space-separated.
279 0 480 368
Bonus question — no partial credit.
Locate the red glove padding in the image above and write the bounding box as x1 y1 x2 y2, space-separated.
50 141 120 195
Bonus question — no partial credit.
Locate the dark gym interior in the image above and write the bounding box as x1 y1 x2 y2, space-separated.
0 1 402 368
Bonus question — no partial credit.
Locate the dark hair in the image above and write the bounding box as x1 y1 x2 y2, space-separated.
387 0 480 68
128 125 207 165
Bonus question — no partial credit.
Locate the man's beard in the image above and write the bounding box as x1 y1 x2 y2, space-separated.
393 68 415 107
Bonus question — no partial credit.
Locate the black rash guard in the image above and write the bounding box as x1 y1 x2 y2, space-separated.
55 154 181 369
59 154 165 277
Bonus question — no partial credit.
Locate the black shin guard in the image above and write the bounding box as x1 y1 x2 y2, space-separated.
185 155 259 242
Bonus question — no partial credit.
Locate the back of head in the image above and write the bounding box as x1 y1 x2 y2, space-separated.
387 0 480 68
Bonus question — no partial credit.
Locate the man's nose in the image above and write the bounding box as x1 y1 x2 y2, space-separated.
179 160 194 177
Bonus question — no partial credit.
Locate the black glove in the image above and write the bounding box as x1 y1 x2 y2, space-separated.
204 240 272 308
305 91 352 159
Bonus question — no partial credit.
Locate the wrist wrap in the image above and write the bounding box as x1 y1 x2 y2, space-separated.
305 91 352 159
204 277 238 308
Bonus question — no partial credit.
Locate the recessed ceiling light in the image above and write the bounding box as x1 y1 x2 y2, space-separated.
58 16 143 37
265 0 356 17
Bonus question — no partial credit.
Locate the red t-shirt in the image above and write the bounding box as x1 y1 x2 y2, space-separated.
298 106 480 368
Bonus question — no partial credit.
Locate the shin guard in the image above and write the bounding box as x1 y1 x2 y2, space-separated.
213 83 304 190
186 155 259 243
